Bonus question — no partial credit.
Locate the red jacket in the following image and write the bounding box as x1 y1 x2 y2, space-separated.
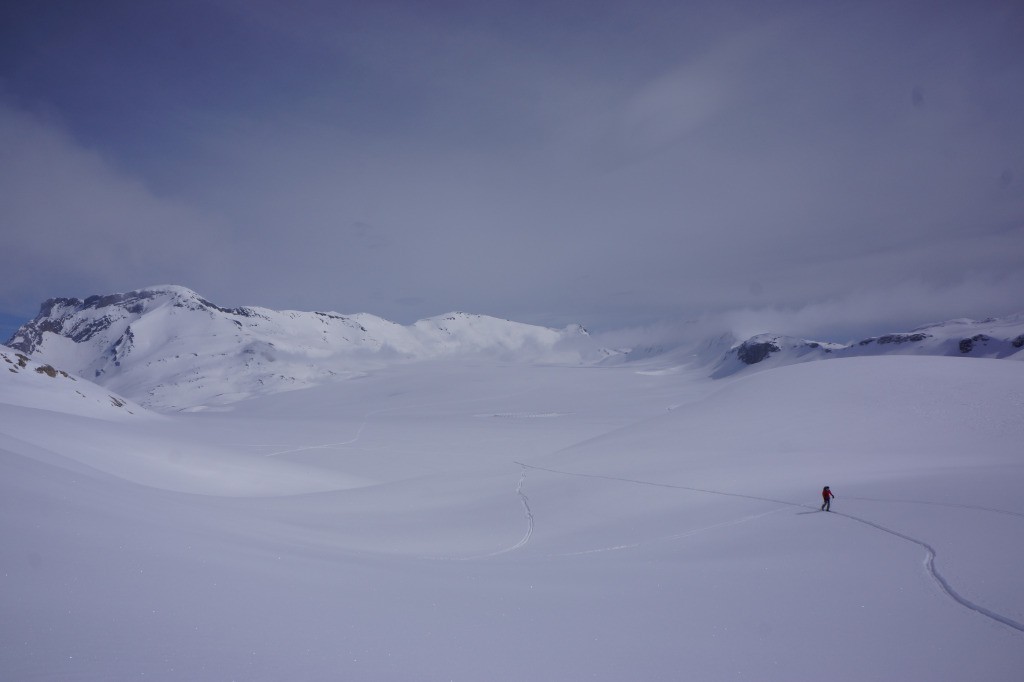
822 488 834 500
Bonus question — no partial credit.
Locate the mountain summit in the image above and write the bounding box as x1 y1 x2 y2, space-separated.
7 286 589 410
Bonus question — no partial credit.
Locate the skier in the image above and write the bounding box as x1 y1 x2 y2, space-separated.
821 485 834 511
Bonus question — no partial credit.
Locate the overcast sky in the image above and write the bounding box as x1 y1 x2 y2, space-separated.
2 0 1022 339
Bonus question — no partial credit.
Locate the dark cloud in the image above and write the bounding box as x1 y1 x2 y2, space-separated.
1 1 1022 336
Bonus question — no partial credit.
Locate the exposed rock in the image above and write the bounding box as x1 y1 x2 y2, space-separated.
736 339 780 365
861 332 930 346
959 334 990 354
34 364 58 378
713 315 1024 379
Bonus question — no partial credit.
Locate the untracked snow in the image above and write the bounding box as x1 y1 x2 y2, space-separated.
1 344 1022 680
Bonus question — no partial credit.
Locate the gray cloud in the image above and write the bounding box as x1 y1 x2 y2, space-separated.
0 104 233 314
710 270 1024 342
2 1 1021 337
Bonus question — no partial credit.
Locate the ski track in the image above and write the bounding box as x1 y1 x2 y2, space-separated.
476 412 569 419
515 462 1024 636
417 465 535 562
454 465 535 560
514 462 803 508
832 510 1024 634
844 496 1024 519
261 411 375 457
511 465 536 552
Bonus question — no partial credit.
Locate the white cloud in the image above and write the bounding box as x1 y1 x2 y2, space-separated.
708 270 1024 342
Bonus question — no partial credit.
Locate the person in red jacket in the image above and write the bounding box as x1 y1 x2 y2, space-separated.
821 486 835 511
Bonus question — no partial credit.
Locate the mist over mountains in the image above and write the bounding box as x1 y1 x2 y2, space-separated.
6 285 1023 411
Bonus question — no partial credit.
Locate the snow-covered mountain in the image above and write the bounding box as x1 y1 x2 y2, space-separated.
6 285 591 410
9 284 1024 410
713 315 1024 378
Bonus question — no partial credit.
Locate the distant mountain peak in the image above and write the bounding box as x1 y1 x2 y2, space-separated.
712 316 1024 378
10 286 237 352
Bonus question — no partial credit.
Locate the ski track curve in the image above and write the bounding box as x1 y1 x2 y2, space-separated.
461 465 535 559
515 462 1024 636
514 462 802 508
832 510 1024 634
421 464 535 562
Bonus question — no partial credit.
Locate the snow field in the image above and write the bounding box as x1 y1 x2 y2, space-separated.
1 355 1022 680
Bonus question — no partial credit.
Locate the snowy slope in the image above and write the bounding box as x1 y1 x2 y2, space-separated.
1 352 1022 681
714 314 1024 377
7 286 590 410
0 344 143 419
